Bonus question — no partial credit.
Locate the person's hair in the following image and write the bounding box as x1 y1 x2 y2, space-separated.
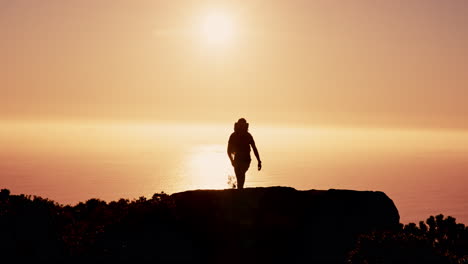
234 118 249 133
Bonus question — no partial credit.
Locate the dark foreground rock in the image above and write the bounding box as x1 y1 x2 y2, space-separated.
172 187 400 263
0 187 399 263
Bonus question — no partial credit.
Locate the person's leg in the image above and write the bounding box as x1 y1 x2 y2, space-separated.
234 165 244 189
234 161 250 190
237 169 245 190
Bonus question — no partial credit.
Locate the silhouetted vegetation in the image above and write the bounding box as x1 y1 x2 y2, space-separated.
1 188 466 263
227 174 237 189
348 214 468 263
0 189 181 261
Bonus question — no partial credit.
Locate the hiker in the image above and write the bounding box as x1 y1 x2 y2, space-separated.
227 118 262 189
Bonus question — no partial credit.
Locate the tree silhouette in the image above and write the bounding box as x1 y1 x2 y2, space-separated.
348 214 468 263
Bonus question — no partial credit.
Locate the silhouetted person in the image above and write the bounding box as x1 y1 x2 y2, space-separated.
227 118 261 189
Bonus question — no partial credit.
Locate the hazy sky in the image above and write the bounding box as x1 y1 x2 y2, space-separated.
1 0 467 128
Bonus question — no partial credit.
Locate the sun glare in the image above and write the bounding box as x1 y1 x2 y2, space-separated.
186 145 233 189
200 11 236 46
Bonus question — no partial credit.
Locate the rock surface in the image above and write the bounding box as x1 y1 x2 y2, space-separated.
171 186 400 263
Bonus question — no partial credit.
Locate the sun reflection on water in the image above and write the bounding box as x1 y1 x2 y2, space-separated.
183 144 234 190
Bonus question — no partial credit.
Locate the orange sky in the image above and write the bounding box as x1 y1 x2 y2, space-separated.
1 0 467 129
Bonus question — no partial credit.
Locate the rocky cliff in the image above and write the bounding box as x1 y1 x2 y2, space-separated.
171 187 400 263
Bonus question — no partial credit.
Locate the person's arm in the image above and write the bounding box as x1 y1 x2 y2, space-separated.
251 140 262 171
227 138 235 167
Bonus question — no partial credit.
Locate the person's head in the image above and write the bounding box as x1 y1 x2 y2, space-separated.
234 118 249 133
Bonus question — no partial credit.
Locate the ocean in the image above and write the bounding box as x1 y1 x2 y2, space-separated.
1 121 467 224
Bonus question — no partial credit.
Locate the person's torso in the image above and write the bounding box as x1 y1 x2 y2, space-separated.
230 132 252 161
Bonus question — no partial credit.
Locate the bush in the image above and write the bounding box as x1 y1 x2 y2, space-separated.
348 214 468 264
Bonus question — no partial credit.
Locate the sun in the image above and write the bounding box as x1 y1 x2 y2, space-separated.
199 11 236 46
